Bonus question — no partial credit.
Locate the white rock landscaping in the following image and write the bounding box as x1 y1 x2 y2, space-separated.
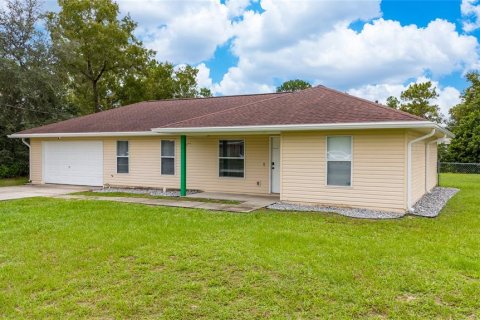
268 187 459 219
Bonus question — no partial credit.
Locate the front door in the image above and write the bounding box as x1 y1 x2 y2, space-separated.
270 137 280 193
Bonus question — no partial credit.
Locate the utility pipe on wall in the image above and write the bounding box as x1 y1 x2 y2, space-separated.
407 129 436 212
180 135 187 196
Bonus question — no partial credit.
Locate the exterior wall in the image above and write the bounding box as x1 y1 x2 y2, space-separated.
103 136 180 189
281 130 407 212
28 129 441 213
28 135 270 194
426 142 438 191
186 135 270 194
407 132 439 205
410 135 426 205
30 139 43 184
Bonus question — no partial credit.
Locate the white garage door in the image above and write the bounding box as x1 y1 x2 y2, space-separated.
43 141 103 186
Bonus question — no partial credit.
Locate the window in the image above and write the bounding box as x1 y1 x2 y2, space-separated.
219 140 244 177
117 141 129 173
327 136 352 186
161 140 175 175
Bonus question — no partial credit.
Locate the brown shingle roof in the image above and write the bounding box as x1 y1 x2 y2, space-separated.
15 86 424 135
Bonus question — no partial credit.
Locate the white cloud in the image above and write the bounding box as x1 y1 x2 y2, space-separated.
213 65 275 95
195 63 214 89
216 17 479 94
232 0 381 54
348 77 462 116
118 0 233 64
461 0 480 32
8 0 476 110
225 0 253 18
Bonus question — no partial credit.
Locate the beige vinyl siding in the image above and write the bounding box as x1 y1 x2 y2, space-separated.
27 130 442 213
103 136 180 189
186 135 270 194
28 137 181 189
27 135 269 193
281 130 407 212
30 139 43 184
411 141 426 205
426 142 438 191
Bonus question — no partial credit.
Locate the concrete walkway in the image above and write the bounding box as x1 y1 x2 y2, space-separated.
54 192 279 213
0 184 89 201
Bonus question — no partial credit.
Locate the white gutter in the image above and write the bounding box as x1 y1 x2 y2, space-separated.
8 121 454 138
407 129 436 213
21 138 30 148
8 131 159 138
152 121 454 137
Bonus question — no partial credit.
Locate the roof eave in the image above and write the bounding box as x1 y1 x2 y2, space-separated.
9 121 454 139
8 131 160 138
152 121 454 138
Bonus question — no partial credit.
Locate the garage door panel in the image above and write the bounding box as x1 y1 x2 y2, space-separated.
43 141 103 186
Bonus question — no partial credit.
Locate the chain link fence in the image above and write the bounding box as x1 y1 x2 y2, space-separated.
439 162 480 174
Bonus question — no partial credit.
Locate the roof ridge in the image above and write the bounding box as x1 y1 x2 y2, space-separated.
144 91 287 103
317 86 426 121
157 91 293 128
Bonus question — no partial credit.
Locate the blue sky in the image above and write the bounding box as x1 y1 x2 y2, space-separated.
12 0 480 115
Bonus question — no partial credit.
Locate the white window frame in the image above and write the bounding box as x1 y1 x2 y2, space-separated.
325 136 353 187
116 140 129 174
160 140 176 176
218 139 245 178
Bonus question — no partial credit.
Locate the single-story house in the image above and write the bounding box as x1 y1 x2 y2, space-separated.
10 86 453 213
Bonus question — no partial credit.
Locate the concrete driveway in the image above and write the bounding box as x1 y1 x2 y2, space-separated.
0 184 90 201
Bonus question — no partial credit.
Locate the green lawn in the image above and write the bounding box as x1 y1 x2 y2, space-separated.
0 174 479 319
0 177 28 187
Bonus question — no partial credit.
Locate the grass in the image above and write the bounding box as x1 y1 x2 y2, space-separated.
72 191 242 205
0 177 28 187
0 173 479 318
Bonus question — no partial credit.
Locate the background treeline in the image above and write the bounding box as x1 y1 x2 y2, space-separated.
0 0 211 178
383 74 480 164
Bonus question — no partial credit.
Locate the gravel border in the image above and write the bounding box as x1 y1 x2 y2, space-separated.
267 203 405 219
268 187 459 219
412 187 459 217
92 187 199 197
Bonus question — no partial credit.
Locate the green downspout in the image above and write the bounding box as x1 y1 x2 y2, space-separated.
180 135 186 196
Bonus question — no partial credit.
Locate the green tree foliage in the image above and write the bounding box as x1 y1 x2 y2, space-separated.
113 61 212 105
199 87 213 98
276 79 312 92
47 0 211 114
386 82 444 123
47 0 152 114
444 72 480 162
1 0 210 178
0 0 71 178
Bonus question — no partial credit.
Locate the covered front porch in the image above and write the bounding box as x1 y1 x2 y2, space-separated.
177 134 281 197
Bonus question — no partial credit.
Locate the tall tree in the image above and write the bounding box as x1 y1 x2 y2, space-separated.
0 0 71 178
444 72 480 162
386 82 444 123
276 79 312 92
113 61 212 106
47 0 151 114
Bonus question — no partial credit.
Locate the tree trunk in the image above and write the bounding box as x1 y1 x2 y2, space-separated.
92 80 101 113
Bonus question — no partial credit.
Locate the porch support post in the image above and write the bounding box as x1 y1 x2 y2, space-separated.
180 135 187 196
